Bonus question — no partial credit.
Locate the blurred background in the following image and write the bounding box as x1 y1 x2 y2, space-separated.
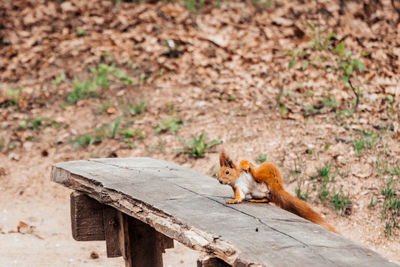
0 0 399 265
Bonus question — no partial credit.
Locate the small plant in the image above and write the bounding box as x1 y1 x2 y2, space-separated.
353 130 378 156
5 89 20 110
67 63 136 104
51 73 66 85
156 117 183 135
109 119 121 139
70 133 102 147
139 73 148 84
311 162 334 201
177 133 222 158
32 117 42 132
368 197 376 208
381 178 400 237
18 116 56 133
290 159 302 176
317 162 331 179
76 29 87 37
162 40 182 58
113 69 136 85
121 128 146 140
256 154 267 164
319 184 330 201
166 103 177 115
229 94 237 101
67 80 98 104
329 189 352 215
129 101 147 115
90 63 115 89
277 87 287 117
296 187 309 201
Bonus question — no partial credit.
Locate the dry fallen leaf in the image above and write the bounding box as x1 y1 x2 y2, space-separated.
17 221 34 234
106 106 116 114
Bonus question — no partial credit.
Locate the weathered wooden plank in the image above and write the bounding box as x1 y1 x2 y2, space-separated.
103 206 122 257
52 158 399 267
70 192 105 241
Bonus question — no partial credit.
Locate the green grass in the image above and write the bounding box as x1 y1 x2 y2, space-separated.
353 130 378 156
67 63 136 104
70 117 144 148
381 178 400 237
295 187 309 201
177 133 221 158
329 189 352 215
156 117 183 135
51 73 66 85
129 101 147 115
317 162 331 179
256 154 267 164
310 162 333 201
67 79 98 104
3 89 20 110
76 29 87 37
18 116 58 133
286 28 365 115
121 128 146 140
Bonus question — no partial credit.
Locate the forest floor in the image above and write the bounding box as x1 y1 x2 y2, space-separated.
1 0 400 265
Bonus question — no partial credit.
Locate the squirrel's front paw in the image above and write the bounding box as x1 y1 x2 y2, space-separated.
226 199 242 204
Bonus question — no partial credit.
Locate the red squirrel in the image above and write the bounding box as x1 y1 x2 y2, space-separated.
217 150 337 233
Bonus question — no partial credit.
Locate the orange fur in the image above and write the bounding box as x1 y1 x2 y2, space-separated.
226 185 243 204
218 151 337 233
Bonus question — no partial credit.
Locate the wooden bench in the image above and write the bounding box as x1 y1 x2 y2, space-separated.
51 158 397 267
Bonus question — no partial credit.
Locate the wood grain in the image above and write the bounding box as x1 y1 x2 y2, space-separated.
70 192 105 241
52 158 398 267
103 206 122 257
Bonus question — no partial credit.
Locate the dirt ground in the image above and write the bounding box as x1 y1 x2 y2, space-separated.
1 0 400 265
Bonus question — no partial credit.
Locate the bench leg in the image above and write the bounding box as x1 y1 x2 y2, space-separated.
103 206 122 257
119 212 163 267
70 191 171 266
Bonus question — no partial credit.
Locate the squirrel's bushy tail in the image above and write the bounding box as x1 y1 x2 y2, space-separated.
273 190 337 233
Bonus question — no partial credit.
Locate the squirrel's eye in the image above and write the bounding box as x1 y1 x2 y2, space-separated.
225 170 230 175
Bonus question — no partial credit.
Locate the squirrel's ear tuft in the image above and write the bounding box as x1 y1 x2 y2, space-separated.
220 150 236 169
226 157 234 169
219 150 227 166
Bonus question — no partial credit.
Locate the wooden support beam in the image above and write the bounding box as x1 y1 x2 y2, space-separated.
162 234 174 251
197 253 231 267
70 192 105 241
103 206 122 257
70 191 170 263
118 211 131 263
118 212 163 267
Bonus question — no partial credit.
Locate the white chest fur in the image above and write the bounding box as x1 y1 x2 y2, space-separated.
234 171 270 199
